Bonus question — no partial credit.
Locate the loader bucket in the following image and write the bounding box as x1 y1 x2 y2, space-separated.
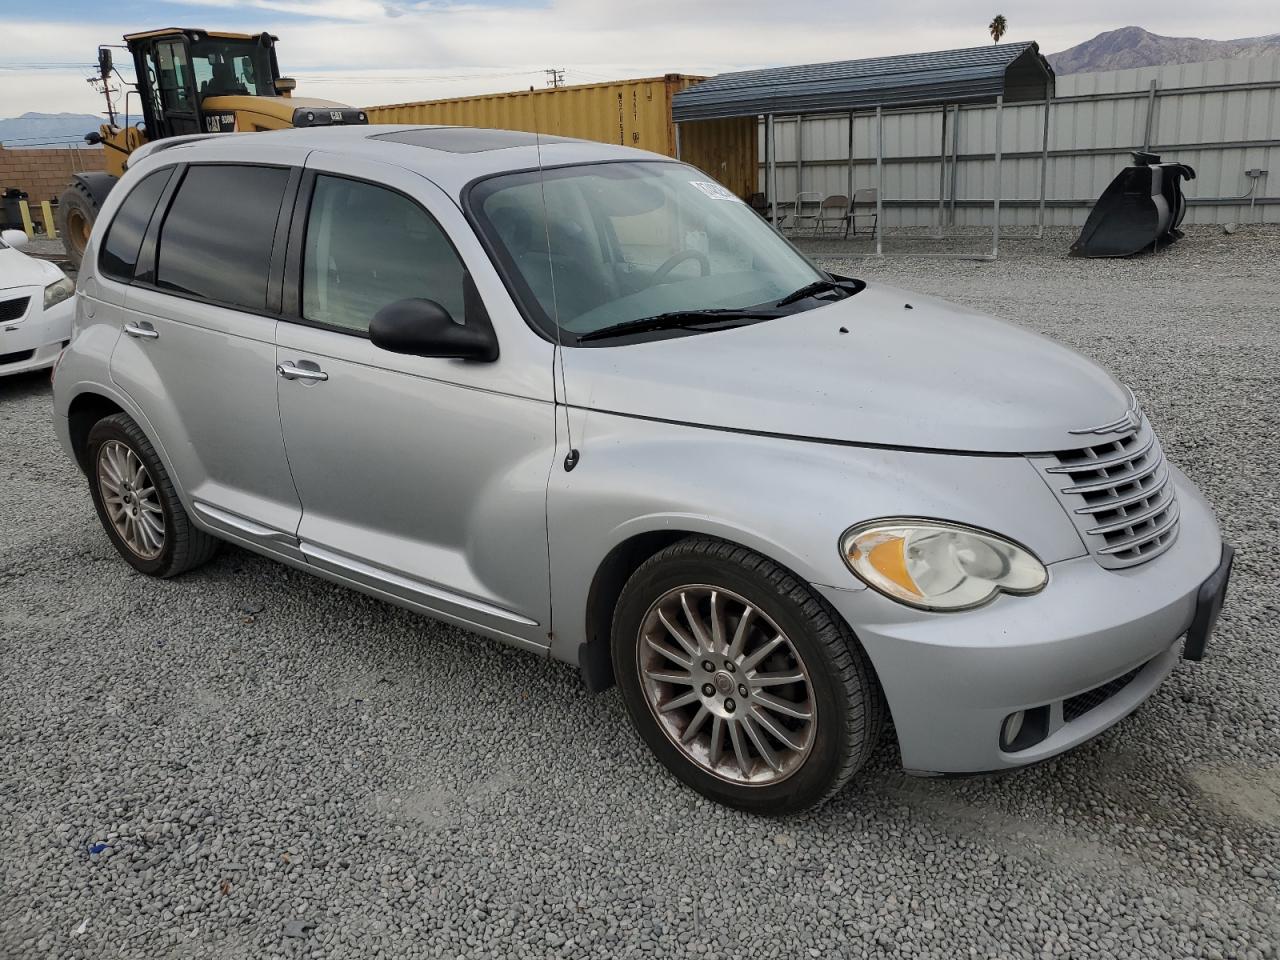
1070 153 1196 258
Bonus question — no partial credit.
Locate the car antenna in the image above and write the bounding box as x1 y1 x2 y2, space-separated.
534 104 579 471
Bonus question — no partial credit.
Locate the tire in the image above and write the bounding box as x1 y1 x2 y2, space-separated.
56 183 99 271
612 537 884 815
86 413 218 578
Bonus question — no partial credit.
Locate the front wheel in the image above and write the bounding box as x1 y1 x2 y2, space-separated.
56 184 99 271
612 538 884 814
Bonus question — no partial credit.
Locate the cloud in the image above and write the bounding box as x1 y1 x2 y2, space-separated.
3 1 1279 117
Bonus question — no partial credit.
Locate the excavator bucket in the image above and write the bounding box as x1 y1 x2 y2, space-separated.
1071 152 1196 258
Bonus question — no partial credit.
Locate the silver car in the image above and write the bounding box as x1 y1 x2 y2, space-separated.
52 126 1233 814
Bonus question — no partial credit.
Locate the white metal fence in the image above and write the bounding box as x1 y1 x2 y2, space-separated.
757 54 1280 227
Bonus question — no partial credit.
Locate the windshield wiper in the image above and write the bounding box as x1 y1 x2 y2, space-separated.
774 278 860 308
576 308 777 343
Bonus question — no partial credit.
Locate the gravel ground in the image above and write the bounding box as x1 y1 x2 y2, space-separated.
2 226 1278 959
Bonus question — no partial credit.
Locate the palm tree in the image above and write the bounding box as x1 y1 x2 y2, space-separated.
989 14 1008 43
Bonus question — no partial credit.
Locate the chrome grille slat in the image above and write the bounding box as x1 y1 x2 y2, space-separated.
1059 452 1164 495
1045 430 1155 474
1095 499 1180 554
1086 492 1176 536
1072 469 1171 515
1029 405 1181 570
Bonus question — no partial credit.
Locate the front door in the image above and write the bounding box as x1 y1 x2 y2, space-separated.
149 39 202 137
274 153 556 650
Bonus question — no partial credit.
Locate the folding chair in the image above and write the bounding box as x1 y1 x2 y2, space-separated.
789 192 824 236
816 194 851 238
850 188 879 236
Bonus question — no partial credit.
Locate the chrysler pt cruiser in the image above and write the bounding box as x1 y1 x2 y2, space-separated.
52 126 1233 814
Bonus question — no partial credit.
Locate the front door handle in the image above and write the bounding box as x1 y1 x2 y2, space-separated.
123 321 159 340
277 361 328 382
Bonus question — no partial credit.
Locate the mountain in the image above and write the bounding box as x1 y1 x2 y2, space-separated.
1048 26 1280 75
0 112 103 149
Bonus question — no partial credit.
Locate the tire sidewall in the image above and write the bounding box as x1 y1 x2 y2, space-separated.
612 548 858 814
86 418 176 576
56 185 96 269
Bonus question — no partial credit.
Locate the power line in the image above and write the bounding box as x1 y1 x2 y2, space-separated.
0 132 99 143
1 141 97 149
545 67 565 88
0 63 97 71
292 69 542 84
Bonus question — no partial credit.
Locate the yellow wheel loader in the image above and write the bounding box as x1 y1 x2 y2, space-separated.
58 27 367 268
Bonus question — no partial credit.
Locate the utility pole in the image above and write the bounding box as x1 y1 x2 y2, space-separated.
545 68 565 88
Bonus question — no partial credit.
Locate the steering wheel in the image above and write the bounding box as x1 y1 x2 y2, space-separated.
652 250 711 284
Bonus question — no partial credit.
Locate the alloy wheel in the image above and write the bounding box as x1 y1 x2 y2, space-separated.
96 440 165 560
636 584 817 785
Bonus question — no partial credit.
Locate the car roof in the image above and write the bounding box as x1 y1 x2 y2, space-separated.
135 125 675 198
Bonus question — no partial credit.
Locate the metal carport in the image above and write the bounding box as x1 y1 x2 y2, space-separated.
671 42 1056 258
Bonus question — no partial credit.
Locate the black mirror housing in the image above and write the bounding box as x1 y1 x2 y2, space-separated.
368 298 499 362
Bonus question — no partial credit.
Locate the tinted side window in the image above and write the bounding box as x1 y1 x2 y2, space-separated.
99 168 173 282
156 165 288 311
302 175 465 334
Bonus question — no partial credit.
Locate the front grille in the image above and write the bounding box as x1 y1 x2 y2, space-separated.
0 348 36 365
1031 401 1180 569
0 296 30 322
1063 663 1145 722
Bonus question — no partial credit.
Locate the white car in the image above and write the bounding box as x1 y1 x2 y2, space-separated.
1 229 75 377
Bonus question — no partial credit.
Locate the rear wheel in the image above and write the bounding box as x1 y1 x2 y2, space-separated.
612 538 884 814
86 414 218 577
56 184 98 271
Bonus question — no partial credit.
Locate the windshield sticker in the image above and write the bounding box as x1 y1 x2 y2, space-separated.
689 181 742 202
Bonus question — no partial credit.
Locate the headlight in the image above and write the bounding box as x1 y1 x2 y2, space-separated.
44 277 75 311
840 519 1047 611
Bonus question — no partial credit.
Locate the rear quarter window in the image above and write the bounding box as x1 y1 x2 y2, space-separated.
155 164 289 311
99 168 174 282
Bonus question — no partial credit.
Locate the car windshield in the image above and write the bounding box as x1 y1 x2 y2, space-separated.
189 38 274 98
470 162 827 342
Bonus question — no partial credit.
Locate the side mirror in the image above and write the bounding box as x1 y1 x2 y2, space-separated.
2 229 29 249
369 298 498 362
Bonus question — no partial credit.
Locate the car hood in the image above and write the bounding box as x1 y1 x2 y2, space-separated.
561 283 1132 454
0 246 64 292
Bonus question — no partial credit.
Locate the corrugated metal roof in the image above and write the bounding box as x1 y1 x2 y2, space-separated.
672 42 1055 122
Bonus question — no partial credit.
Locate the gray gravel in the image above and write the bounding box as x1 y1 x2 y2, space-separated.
3 225 1278 959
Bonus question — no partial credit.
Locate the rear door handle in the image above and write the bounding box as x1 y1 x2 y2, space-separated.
277 361 328 382
123 321 159 340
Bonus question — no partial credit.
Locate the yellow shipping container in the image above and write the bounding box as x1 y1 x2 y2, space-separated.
365 75 757 198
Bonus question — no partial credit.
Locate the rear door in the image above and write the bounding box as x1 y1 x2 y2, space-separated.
274 152 556 650
109 151 305 552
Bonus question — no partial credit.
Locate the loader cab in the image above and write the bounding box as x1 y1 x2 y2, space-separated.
126 29 282 139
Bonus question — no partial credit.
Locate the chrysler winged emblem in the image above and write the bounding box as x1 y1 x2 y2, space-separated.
1069 389 1142 436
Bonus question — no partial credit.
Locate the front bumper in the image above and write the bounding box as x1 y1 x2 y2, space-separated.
1 291 72 376
817 465 1226 774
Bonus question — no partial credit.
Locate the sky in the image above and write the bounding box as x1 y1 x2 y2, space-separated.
2 0 1277 126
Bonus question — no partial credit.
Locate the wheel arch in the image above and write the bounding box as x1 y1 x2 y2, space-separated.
575 523 846 694
63 386 176 493
579 529 691 693
67 391 126 473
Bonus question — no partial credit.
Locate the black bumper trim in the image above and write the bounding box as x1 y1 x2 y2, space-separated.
1183 542 1234 662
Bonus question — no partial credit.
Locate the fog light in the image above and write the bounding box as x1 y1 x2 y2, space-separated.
1000 710 1025 750
999 705 1051 752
